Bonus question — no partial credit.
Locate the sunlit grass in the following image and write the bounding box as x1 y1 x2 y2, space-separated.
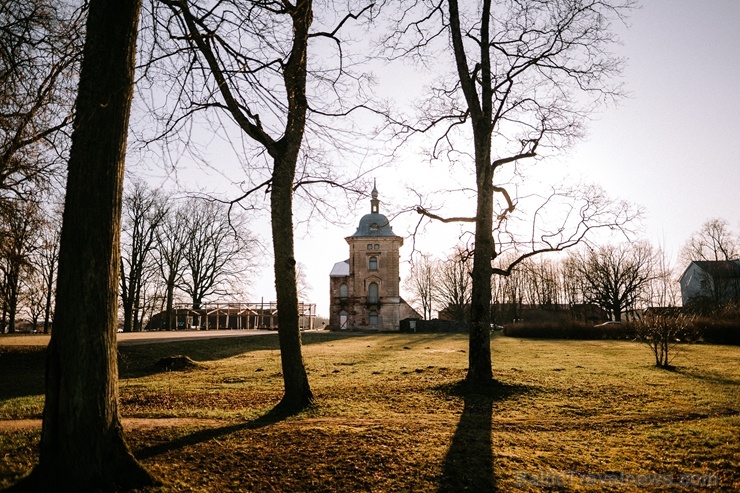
0 332 738 491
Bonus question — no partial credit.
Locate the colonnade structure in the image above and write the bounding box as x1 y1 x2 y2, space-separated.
145 301 316 331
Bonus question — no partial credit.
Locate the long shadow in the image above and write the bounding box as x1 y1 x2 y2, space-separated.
672 366 740 387
134 404 298 460
436 380 534 493
119 331 370 379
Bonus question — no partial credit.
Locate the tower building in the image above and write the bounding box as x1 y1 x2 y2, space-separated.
328 184 420 330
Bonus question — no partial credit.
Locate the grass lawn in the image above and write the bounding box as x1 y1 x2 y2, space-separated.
0 332 738 492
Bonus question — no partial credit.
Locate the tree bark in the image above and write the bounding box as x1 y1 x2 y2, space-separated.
8 0 157 490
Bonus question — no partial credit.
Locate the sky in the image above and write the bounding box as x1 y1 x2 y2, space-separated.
134 0 740 318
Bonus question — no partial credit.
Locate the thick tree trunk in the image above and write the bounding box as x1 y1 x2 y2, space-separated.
271 152 313 411
8 1 157 490
467 138 495 384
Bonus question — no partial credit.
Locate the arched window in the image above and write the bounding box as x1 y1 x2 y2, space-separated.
369 256 378 270
339 311 348 330
369 311 379 326
368 282 379 303
339 283 348 299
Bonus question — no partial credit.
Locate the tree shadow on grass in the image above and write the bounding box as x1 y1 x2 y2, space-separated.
672 366 740 387
134 404 299 460
435 380 535 493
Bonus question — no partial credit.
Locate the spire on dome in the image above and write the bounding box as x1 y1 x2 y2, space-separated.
370 180 379 214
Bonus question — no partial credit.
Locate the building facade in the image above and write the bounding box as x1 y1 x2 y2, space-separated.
328 185 420 330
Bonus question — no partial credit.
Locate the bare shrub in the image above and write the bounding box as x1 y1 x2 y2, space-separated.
635 312 696 369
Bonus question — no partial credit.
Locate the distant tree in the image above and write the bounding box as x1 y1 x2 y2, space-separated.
383 0 637 383
179 198 255 310
680 218 739 264
12 0 159 489
154 200 188 330
296 262 312 304
33 207 61 334
404 252 438 320
120 180 167 332
0 200 42 333
518 257 563 307
434 247 473 323
567 242 656 321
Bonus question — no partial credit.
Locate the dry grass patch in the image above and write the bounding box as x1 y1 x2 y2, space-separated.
0 332 738 491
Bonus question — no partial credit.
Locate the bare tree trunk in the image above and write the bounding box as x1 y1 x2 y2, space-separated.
271 151 313 411
9 0 157 490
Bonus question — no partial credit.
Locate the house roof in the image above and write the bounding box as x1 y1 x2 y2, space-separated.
330 260 349 277
689 260 740 279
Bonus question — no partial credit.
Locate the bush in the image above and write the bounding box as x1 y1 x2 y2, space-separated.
502 321 636 340
692 317 740 345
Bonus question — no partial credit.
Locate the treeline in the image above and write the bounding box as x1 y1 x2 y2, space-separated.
405 217 740 326
0 182 258 334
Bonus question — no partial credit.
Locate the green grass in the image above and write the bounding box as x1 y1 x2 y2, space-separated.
0 332 738 492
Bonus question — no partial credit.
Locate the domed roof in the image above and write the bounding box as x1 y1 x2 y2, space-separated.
349 182 399 238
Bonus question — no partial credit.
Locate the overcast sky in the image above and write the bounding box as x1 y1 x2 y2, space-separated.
135 1 740 318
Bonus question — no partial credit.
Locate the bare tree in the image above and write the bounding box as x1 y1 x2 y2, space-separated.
149 0 377 410
34 207 61 334
404 252 438 320
0 0 82 209
0 200 42 333
179 198 256 310
566 242 656 321
680 218 739 264
12 0 158 489
383 0 636 383
434 246 473 323
120 179 167 332
154 200 188 331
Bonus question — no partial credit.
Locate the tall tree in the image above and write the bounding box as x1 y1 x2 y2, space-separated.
154 0 375 410
384 0 636 383
120 179 167 332
11 0 158 489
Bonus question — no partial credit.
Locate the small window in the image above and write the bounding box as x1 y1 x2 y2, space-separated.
339 311 348 330
374 244 379 250
367 244 373 250
339 283 348 299
369 311 379 326
368 282 379 303
369 257 378 270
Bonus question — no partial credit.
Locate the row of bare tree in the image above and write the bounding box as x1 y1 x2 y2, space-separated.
0 182 256 334
118 181 257 332
406 217 740 324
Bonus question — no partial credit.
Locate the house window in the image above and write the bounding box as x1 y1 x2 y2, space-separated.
374 244 380 250
369 311 379 326
339 311 348 330
369 256 378 270
339 283 348 299
368 282 379 303
367 244 373 250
